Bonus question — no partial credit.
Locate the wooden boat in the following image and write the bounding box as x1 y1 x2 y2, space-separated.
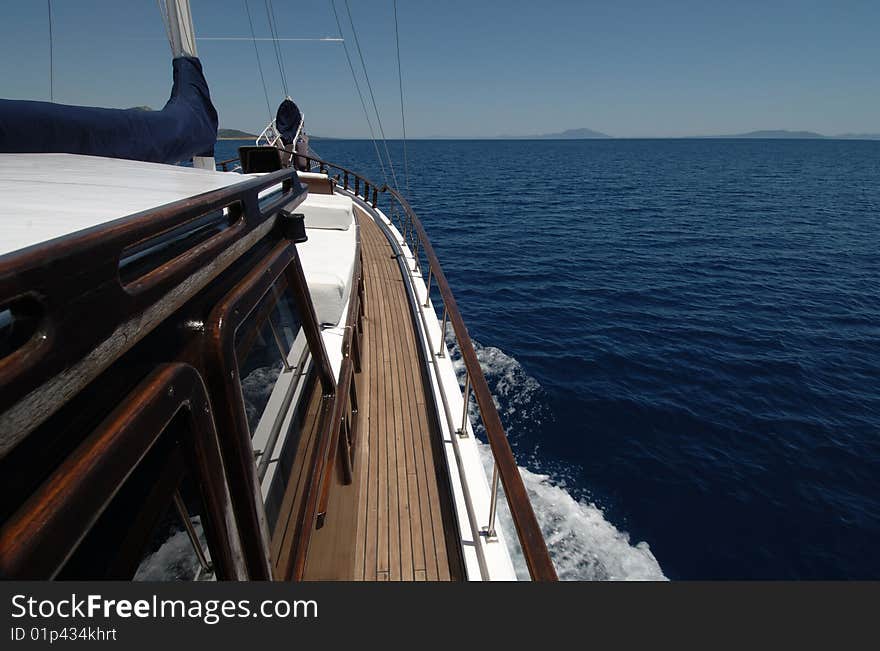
0 1 556 582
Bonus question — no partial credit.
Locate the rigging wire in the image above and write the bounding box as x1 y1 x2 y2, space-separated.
156 1 171 45
264 0 289 97
328 0 388 184
307 141 324 166
392 0 410 196
243 0 273 119
47 0 54 102
197 36 343 41
343 0 400 193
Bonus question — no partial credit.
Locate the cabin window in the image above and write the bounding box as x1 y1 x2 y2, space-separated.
234 277 304 438
235 306 284 436
231 271 319 533
56 416 218 581
134 475 215 582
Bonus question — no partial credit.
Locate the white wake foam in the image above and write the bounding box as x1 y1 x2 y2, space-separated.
240 364 282 430
134 516 214 582
447 329 667 580
476 442 666 580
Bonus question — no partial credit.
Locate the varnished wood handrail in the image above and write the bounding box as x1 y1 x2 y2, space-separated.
0 363 245 580
217 156 241 172
300 155 557 581
0 166 306 453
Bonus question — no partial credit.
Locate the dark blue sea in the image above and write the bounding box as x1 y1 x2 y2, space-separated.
219 138 880 580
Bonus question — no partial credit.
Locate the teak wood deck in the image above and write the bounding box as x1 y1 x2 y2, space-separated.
301 207 463 581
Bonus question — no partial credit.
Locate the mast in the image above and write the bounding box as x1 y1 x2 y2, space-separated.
163 0 216 170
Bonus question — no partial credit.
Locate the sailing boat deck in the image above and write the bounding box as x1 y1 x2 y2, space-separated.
0 160 555 580
0 0 556 584
303 207 463 581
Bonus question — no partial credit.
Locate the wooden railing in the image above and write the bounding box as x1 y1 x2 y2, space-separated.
218 156 241 172
298 155 558 581
0 167 313 580
0 363 246 579
0 167 303 452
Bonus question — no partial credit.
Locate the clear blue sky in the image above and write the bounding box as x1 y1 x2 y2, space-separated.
2 0 878 138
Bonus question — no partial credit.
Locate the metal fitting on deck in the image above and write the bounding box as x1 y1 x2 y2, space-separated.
278 210 308 243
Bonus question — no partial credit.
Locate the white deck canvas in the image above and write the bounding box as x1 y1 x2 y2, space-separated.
0 153 252 257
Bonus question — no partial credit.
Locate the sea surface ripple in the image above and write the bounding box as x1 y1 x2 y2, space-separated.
218 138 880 579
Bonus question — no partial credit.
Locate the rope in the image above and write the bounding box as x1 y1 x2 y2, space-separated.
47 0 54 102
329 0 388 184
393 0 410 195
156 1 172 45
343 0 400 193
243 0 273 119
264 0 289 97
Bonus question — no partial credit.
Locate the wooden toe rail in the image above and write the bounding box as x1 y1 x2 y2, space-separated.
300 155 557 582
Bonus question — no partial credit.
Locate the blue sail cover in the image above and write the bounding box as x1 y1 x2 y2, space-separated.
275 98 303 146
0 57 217 164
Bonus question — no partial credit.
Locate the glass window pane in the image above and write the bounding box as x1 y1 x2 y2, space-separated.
234 278 303 437
56 421 218 581
271 281 302 350
134 478 214 582
238 318 284 436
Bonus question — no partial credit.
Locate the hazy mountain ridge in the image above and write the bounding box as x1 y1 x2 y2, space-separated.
122 108 880 141
218 128 257 139
493 127 879 140
715 130 825 139
708 129 880 140
214 127 880 141
497 127 611 139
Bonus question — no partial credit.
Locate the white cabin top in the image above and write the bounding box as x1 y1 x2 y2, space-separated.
0 153 249 257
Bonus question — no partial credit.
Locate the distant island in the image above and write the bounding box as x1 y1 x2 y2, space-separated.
714 130 826 139
218 128 258 140
124 111 879 141
497 127 611 139
491 127 880 140
706 130 880 140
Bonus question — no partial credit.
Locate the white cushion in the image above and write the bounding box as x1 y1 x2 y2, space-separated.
299 193 353 231
296 226 357 326
297 171 330 181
